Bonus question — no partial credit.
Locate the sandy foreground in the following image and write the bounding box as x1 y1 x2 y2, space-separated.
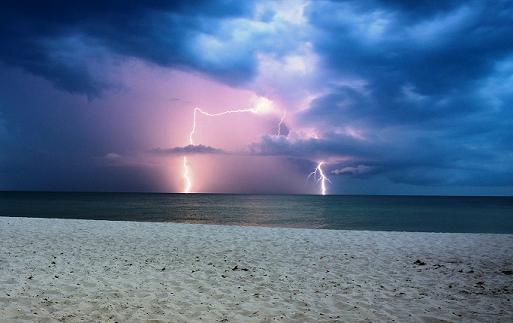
0 217 512 322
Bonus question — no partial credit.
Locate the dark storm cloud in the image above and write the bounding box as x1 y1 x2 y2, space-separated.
307 0 513 95
1 0 512 193
265 0 513 188
301 0 513 127
300 0 513 131
0 0 256 97
252 125 513 187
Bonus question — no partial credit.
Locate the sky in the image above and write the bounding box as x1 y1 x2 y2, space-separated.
1 0 512 195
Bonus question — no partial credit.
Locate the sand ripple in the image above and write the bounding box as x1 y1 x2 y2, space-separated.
1 217 512 322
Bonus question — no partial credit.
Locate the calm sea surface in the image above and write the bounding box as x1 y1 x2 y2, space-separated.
1 192 512 233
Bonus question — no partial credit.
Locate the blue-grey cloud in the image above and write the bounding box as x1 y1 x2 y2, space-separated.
152 145 225 155
0 1 257 97
307 0 513 95
1 0 512 194
250 115 513 187
273 0 513 188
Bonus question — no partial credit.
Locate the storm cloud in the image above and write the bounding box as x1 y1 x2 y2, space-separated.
152 145 225 155
287 0 513 189
0 1 257 97
0 0 512 194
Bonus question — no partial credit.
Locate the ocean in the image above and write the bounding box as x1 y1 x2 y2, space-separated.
1 192 512 233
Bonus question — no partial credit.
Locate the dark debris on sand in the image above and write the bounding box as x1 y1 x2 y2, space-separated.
414 260 426 266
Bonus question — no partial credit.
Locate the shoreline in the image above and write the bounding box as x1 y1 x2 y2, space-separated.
1 216 512 321
2 215 512 235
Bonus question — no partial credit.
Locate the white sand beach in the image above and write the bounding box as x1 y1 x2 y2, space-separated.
1 216 512 322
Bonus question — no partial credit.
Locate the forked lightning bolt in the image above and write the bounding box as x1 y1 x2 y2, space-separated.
307 162 331 195
181 106 329 195
182 106 271 193
188 107 264 145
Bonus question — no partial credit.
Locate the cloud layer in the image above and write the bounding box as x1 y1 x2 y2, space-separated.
0 1 257 97
0 0 512 194
152 145 225 155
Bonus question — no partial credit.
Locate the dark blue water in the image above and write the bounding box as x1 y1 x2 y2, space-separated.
1 192 512 233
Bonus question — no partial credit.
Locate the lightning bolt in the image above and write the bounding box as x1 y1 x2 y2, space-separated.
182 156 192 193
181 105 330 194
276 111 287 136
182 105 273 193
307 161 331 195
188 107 263 145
